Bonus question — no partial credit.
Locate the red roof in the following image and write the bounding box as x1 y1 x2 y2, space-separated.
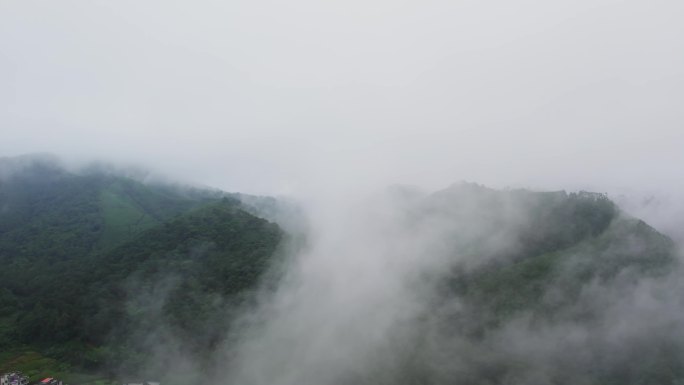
40 378 53 383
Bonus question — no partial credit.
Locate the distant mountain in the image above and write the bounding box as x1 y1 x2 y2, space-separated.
349 183 679 385
425 183 674 330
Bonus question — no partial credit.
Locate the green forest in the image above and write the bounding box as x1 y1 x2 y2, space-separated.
0 158 283 383
0 157 679 385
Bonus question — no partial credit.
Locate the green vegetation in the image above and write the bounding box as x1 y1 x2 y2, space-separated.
0 159 680 385
438 187 675 328
0 350 117 385
418 185 680 385
0 157 283 382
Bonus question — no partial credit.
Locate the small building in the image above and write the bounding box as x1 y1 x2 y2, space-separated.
0 372 29 385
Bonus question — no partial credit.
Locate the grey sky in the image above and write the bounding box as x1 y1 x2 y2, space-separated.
2 0 684 195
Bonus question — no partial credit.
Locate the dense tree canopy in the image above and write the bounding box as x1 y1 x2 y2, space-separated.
0 159 283 373
0 159 679 385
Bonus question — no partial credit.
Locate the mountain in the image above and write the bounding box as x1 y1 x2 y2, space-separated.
1 155 680 385
0 155 284 380
0 154 228 255
351 183 679 385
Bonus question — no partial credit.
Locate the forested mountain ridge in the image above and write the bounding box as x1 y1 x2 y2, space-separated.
0 154 229 257
355 183 680 385
1 155 680 385
0 155 285 379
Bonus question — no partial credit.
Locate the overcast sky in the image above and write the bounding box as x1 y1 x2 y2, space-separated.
2 0 683 196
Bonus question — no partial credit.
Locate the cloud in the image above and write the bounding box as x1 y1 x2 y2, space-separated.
2 0 684 196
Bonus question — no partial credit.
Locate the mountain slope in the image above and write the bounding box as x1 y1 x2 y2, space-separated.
0 155 224 258
0 156 285 376
363 183 679 385
2 157 680 385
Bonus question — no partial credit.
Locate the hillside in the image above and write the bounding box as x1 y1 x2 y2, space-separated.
356 183 680 385
1 157 681 385
0 154 227 255
0 155 284 381
215 183 680 385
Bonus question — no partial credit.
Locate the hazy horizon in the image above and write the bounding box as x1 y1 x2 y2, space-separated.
2 1 684 198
